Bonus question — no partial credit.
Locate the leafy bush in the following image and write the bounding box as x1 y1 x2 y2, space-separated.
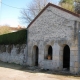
0 29 27 44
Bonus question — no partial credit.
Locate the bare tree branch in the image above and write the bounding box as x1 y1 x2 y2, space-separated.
20 0 53 25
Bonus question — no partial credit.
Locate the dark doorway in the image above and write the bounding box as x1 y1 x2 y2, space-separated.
35 46 38 66
48 46 52 60
63 45 70 70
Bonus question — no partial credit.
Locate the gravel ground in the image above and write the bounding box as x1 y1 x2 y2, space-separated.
0 61 80 80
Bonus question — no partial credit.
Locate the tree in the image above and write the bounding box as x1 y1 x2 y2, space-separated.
20 0 53 25
60 0 73 4
59 0 74 11
74 0 80 14
59 0 80 14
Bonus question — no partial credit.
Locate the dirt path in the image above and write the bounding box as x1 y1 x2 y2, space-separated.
0 61 80 80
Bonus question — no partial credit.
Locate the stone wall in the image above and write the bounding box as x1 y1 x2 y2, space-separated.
0 44 27 65
28 6 79 41
27 5 80 74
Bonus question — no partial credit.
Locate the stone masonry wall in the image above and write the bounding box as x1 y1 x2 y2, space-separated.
0 44 27 65
28 6 80 41
27 5 80 74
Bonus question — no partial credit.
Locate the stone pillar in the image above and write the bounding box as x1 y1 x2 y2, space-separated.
70 45 79 74
38 41 44 67
53 42 60 70
59 46 63 70
27 42 33 66
23 46 27 65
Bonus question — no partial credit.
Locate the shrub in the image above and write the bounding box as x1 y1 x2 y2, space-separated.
0 29 27 45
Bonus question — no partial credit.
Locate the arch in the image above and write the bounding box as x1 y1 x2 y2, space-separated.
45 45 52 60
63 45 70 70
48 46 52 60
32 45 39 66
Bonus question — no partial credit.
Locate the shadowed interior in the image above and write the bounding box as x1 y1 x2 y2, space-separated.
63 45 70 70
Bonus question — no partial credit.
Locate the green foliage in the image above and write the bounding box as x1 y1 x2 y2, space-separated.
75 0 80 2
59 0 74 11
60 0 73 4
59 0 80 14
0 29 27 45
60 3 74 11
74 0 80 14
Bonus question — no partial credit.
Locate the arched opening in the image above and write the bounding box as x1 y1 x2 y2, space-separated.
48 46 52 60
35 46 38 66
33 46 39 66
63 45 70 70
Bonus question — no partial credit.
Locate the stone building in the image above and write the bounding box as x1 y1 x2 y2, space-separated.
27 3 80 74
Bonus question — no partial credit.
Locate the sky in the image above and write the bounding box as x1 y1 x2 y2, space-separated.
0 0 60 27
